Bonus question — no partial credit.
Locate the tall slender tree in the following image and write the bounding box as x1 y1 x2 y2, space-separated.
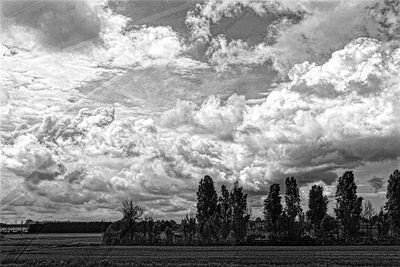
385 169 400 237
181 213 197 244
334 171 363 242
361 200 376 240
196 175 218 242
377 208 389 239
285 177 303 239
307 185 328 236
285 177 303 221
263 183 282 240
218 185 232 241
230 181 250 243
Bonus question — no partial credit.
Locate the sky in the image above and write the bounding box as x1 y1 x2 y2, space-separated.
0 0 399 223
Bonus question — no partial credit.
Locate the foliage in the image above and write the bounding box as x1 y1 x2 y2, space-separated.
307 185 328 236
217 185 232 241
196 175 219 243
320 214 338 243
28 221 112 233
263 183 282 240
100 169 400 246
120 200 144 224
284 177 303 240
181 214 197 244
285 177 303 221
377 208 390 239
334 171 363 242
230 181 250 243
362 200 377 241
385 169 400 237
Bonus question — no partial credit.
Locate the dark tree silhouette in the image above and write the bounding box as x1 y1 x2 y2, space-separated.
377 208 390 239
285 177 303 239
320 214 338 243
181 214 197 244
263 183 282 240
307 185 328 236
196 175 218 243
218 185 232 241
119 200 144 242
285 177 303 221
385 169 400 237
334 171 363 242
230 181 250 243
361 200 376 240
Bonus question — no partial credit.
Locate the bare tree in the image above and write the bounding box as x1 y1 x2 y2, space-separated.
362 200 376 221
120 200 144 241
121 200 144 222
362 200 376 240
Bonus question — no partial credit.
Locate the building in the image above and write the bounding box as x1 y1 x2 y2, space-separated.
0 223 29 233
247 218 269 239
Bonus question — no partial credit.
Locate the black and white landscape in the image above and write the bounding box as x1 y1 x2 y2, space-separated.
1 0 400 266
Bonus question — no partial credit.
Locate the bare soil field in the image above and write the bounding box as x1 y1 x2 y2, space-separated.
1 234 400 266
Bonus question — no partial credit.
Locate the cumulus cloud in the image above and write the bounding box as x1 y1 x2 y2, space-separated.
162 37 400 189
1 134 65 185
2 0 400 221
1 0 102 49
161 94 247 139
1 107 115 190
1 0 198 127
2 107 115 145
186 0 400 74
288 38 400 96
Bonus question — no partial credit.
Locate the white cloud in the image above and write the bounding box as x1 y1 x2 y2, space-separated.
186 0 400 74
2 0 400 221
1 134 65 185
161 94 246 139
162 37 400 187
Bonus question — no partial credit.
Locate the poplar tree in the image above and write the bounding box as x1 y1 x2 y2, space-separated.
307 185 328 235
285 177 303 239
334 171 363 242
218 185 232 241
230 181 249 243
285 177 303 221
385 169 400 237
196 175 218 242
263 183 282 240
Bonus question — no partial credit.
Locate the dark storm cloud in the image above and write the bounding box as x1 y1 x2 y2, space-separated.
2 0 101 48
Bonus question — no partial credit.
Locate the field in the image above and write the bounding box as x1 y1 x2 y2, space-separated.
1 234 400 266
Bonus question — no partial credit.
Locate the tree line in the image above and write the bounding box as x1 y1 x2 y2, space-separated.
27 221 113 234
103 169 400 245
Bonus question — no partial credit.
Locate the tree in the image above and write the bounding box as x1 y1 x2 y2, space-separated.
320 214 338 243
307 185 328 236
377 208 389 239
196 175 218 243
143 215 155 244
285 177 303 238
181 213 197 244
120 200 144 241
218 185 232 241
385 169 400 238
361 200 376 240
263 183 282 240
334 171 363 242
230 181 250 243
285 177 303 221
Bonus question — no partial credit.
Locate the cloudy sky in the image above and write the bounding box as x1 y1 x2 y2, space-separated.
1 0 399 222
